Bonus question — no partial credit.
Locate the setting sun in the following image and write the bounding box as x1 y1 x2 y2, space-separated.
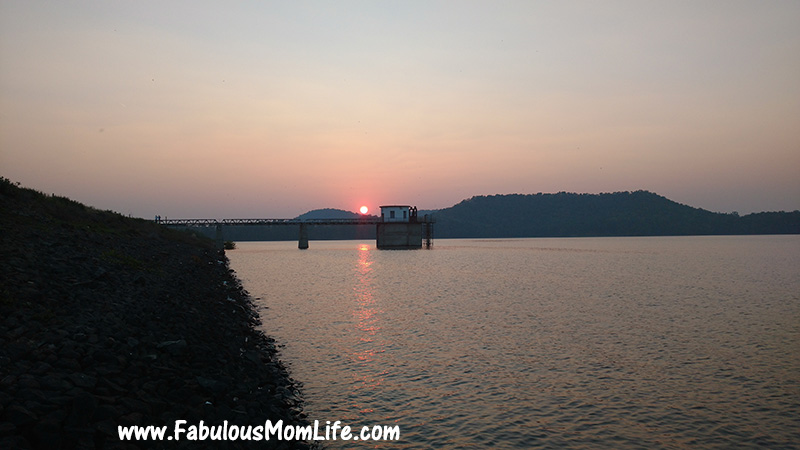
359 205 369 215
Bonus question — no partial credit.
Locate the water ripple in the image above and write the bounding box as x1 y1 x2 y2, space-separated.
229 237 800 449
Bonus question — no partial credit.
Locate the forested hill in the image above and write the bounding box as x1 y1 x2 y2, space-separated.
426 191 800 238
295 208 365 220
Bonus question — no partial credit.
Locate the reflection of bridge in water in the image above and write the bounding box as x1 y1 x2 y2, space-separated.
158 217 433 250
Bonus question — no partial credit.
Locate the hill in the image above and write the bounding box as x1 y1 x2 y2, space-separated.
222 192 799 241
294 208 363 220
428 191 800 238
0 177 308 448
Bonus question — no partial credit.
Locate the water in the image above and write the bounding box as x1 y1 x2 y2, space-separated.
227 236 800 449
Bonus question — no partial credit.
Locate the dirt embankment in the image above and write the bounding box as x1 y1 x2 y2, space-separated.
0 179 309 449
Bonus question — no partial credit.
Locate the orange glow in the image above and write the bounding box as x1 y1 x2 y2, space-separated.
359 205 369 215
349 243 386 391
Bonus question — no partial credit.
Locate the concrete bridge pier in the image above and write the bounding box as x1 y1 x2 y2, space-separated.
424 218 434 249
215 224 224 250
298 223 309 249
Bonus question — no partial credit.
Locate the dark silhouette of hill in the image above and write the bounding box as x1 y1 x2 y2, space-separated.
221 192 799 241
0 177 308 447
294 208 363 220
425 191 800 238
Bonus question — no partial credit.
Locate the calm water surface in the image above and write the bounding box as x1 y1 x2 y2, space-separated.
228 236 800 449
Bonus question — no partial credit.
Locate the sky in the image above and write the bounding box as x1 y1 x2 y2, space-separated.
1 1 798 218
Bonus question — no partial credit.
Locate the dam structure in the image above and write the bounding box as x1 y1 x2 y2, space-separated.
158 205 433 250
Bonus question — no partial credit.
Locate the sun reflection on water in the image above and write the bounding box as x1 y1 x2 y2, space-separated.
351 243 387 406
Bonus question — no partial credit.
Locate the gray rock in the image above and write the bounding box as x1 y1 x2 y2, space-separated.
68 373 97 389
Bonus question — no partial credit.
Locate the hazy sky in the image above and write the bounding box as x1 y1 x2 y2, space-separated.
2 1 798 218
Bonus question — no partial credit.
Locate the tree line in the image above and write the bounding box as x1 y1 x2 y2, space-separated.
426 191 800 238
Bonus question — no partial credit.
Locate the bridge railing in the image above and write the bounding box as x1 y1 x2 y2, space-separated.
157 218 219 226
156 216 434 249
157 218 391 226
157 217 433 227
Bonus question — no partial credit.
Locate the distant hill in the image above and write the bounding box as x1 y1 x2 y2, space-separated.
159 192 800 241
427 191 800 238
295 208 365 220
285 192 800 240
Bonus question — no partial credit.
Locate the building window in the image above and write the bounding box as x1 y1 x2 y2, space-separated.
390 211 395 219
403 210 407 219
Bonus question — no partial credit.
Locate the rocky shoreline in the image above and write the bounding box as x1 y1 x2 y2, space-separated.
1 179 310 449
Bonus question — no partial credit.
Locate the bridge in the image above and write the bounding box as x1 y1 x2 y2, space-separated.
157 216 433 250
158 218 383 226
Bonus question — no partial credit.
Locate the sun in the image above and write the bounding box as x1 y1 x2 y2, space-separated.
359 205 369 215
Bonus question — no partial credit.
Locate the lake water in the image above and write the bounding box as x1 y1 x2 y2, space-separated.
227 236 800 449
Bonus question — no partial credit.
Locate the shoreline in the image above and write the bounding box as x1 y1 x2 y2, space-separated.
0 180 310 449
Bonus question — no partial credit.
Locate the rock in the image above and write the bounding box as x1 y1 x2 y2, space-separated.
91 348 117 364
157 339 188 355
4 342 30 361
95 418 118 437
118 412 143 427
55 357 81 371
17 375 40 390
195 376 221 391
0 422 17 434
31 361 54 375
66 391 97 427
68 373 97 389
39 374 70 391
0 375 17 390
33 414 64 449
3 404 38 426
0 436 30 449
119 398 150 416
15 388 48 405
276 386 299 403
0 181 311 448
